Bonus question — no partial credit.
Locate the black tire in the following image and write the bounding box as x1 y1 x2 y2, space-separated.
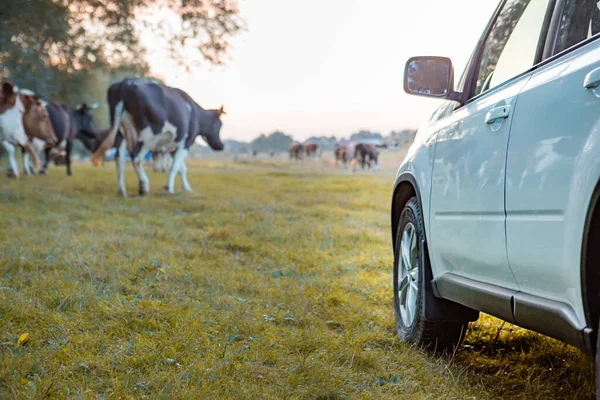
596 320 600 399
393 196 468 354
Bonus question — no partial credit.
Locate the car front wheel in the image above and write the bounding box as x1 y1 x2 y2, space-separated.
393 197 469 353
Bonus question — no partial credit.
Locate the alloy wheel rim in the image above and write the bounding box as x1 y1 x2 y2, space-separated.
398 222 419 327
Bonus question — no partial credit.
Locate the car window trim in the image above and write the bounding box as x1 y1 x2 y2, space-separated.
462 0 507 103
536 0 559 61
463 0 557 104
542 0 567 58
543 0 600 61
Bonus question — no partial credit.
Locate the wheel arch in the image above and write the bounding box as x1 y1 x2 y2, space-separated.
391 173 419 249
581 177 600 351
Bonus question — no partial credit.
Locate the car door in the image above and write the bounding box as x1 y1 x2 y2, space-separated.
429 0 553 289
505 0 600 325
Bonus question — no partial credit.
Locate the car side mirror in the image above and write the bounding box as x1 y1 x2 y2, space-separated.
404 56 461 102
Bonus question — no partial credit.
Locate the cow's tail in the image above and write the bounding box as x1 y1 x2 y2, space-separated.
91 101 123 167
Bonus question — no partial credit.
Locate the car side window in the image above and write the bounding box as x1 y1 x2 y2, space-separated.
475 0 551 96
554 0 600 54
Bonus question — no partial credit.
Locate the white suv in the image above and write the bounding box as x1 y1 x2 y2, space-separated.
392 0 600 393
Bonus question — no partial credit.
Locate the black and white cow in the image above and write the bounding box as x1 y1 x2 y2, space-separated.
91 78 225 196
21 103 107 177
38 102 98 175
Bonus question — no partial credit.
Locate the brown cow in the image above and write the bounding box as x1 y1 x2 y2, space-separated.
21 95 58 146
334 146 349 167
304 142 319 157
289 142 304 161
352 143 379 171
0 82 56 177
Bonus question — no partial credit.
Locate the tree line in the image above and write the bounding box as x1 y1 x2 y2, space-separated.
0 0 243 133
222 129 417 155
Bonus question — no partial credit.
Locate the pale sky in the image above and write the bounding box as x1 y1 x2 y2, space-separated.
148 0 500 142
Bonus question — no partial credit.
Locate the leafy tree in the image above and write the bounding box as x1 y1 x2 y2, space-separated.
250 131 294 153
349 130 382 141
223 139 249 154
388 129 417 147
0 0 244 96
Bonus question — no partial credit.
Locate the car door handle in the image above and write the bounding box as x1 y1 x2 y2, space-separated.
584 67 600 89
485 105 511 124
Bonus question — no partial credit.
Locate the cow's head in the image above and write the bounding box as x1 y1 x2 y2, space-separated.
21 95 58 146
202 105 225 151
73 103 97 138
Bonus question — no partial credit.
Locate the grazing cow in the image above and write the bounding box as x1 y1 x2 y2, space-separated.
334 146 349 167
32 102 98 175
152 151 173 173
23 126 110 174
289 142 304 160
22 102 101 175
352 143 379 170
304 142 319 157
0 82 56 177
90 78 225 196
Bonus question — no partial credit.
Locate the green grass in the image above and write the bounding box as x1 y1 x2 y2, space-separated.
0 157 594 399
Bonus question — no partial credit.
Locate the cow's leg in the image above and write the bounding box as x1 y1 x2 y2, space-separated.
40 148 51 174
116 140 128 197
164 153 172 172
22 147 33 176
165 146 187 193
65 140 73 176
132 152 150 196
179 158 192 192
3 141 19 178
159 153 165 172
153 152 160 172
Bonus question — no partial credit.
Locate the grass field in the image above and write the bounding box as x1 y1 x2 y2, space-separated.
0 154 595 399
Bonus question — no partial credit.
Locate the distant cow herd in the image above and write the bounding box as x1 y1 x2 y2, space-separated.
0 77 382 196
289 140 380 171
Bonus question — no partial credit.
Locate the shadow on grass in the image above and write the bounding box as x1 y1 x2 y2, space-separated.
453 317 595 399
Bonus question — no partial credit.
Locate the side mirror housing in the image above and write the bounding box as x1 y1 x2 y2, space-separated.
404 56 462 102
